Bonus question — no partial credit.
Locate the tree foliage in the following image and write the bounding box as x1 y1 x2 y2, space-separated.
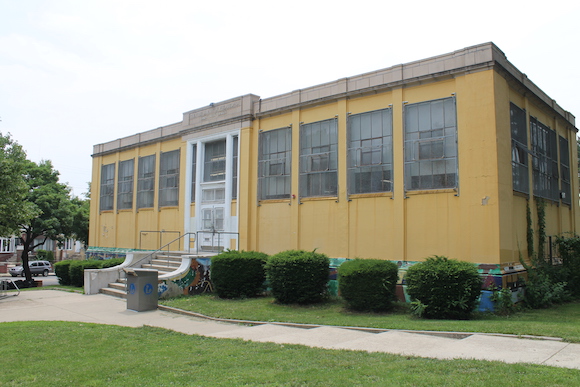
0 132 37 236
19 160 76 281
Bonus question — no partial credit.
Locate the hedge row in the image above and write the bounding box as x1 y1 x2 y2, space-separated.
54 258 125 287
210 251 484 317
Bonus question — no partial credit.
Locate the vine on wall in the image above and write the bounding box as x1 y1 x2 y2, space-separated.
526 201 534 259
536 198 546 262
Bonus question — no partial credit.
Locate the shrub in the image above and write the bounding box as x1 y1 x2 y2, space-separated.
265 250 330 304
54 260 73 285
521 273 570 309
405 256 482 319
69 260 103 287
35 249 55 263
211 250 268 298
100 258 126 269
338 259 399 312
554 234 580 298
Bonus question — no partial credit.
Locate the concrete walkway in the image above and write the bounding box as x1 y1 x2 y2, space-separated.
1 290 579 370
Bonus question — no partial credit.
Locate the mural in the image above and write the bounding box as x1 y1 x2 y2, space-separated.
157 257 213 299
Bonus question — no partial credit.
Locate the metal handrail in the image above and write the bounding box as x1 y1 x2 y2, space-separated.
139 230 181 250
196 231 239 254
130 232 197 270
0 278 20 299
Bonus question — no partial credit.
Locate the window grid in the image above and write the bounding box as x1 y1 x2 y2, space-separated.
299 118 338 197
204 140 226 182
232 136 238 199
159 150 180 207
404 97 457 191
559 136 571 205
511 103 529 194
258 127 292 200
117 159 134 210
348 108 393 194
137 155 156 209
191 144 197 202
531 117 559 201
99 164 115 211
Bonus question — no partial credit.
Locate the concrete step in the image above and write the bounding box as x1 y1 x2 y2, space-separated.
100 287 126 299
150 259 181 267
154 255 183 263
140 264 173 273
109 282 126 291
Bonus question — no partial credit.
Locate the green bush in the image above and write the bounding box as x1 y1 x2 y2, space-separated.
265 250 330 304
338 259 399 312
99 258 126 269
521 274 570 309
69 260 103 287
211 250 268 298
405 256 482 319
54 260 73 285
35 249 55 263
554 234 580 298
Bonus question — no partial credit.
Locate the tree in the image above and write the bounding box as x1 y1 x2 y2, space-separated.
19 160 75 281
0 132 37 236
70 195 89 248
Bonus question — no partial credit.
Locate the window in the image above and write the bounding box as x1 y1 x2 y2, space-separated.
404 97 457 190
299 119 338 197
530 117 558 201
232 135 238 199
258 127 292 200
204 140 226 182
137 155 156 209
159 150 180 207
511 103 529 194
117 159 134 210
348 108 393 194
99 163 115 211
191 144 197 202
559 136 571 205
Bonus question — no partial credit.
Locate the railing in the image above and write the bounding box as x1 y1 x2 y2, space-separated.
0 278 20 299
139 230 181 251
131 232 197 270
196 231 239 254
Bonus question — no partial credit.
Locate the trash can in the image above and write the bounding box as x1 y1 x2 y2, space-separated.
125 268 158 312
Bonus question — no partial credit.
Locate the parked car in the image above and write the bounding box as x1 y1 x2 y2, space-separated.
9 260 52 277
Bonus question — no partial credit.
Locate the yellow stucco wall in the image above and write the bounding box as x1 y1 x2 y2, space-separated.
90 66 578 265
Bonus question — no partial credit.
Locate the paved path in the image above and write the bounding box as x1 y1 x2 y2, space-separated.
1 290 579 370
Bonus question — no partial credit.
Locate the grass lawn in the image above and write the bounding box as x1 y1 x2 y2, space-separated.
2 321 579 386
161 295 580 343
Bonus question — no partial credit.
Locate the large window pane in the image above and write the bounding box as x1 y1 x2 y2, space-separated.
559 136 571 205
99 163 115 211
531 117 558 201
204 140 226 182
191 144 197 202
348 108 393 194
137 155 155 209
259 127 291 200
159 150 180 207
511 103 529 194
117 159 134 210
404 97 457 191
300 119 338 197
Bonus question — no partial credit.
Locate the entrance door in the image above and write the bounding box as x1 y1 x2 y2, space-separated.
198 186 227 251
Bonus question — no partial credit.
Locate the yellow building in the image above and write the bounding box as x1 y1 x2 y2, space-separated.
90 42 578 281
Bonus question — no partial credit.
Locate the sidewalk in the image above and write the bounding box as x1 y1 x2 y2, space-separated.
1 290 579 370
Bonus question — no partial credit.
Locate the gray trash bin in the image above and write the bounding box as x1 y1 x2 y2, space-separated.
125 268 158 312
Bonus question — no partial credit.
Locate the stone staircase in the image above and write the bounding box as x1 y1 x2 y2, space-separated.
99 252 185 298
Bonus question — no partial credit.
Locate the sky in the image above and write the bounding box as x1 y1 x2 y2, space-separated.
1 0 579 197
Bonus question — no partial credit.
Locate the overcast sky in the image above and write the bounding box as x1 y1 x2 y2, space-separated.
1 0 579 197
